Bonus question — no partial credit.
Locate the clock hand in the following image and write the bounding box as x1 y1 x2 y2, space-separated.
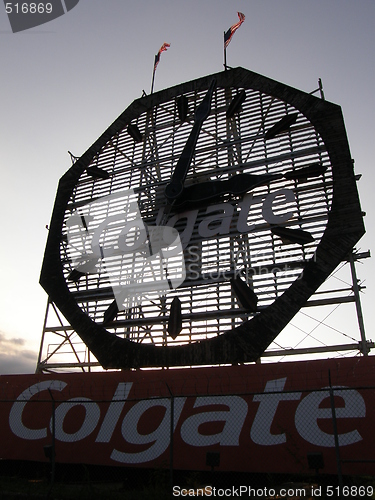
164 79 216 201
174 162 326 205
174 172 282 205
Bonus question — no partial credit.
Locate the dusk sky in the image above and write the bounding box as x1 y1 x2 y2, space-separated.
0 0 374 374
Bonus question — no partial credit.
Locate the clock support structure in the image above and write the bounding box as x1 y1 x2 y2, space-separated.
36 250 371 373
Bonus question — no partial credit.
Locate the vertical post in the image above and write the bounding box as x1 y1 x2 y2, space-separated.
36 298 50 373
328 370 343 498
48 389 56 494
349 252 368 355
166 384 174 499
318 78 325 100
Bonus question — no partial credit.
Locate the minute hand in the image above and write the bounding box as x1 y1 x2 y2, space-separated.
164 79 216 201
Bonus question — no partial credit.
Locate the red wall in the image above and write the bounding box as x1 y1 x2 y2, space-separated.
1 357 374 475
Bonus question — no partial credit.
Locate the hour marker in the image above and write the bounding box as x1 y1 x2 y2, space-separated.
265 113 298 140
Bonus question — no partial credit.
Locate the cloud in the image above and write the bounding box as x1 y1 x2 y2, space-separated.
0 332 26 348
0 332 38 374
0 352 37 375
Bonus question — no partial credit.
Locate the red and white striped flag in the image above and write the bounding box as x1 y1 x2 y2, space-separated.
224 12 245 48
154 42 171 71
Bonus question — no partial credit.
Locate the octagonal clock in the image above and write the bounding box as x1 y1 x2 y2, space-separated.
40 67 365 369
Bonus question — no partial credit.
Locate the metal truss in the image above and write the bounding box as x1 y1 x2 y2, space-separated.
36 250 371 373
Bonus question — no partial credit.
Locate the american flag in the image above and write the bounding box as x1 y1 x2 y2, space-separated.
154 42 171 71
224 12 245 48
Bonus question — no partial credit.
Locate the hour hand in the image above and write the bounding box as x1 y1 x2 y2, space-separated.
175 172 282 205
174 162 327 206
164 79 216 201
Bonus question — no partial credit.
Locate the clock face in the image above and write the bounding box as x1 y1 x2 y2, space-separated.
40 68 364 369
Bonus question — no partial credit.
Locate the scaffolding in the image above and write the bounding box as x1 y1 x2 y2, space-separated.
36 249 371 373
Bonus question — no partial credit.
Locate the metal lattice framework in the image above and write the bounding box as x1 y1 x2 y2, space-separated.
39 68 365 370
37 252 371 373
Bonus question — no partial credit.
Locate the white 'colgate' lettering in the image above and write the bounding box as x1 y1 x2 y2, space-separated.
251 377 301 445
8 377 366 464
9 380 67 440
111 397 186 463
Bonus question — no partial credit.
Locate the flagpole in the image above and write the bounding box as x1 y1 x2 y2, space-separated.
151 55 157 94
224 31 227 70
